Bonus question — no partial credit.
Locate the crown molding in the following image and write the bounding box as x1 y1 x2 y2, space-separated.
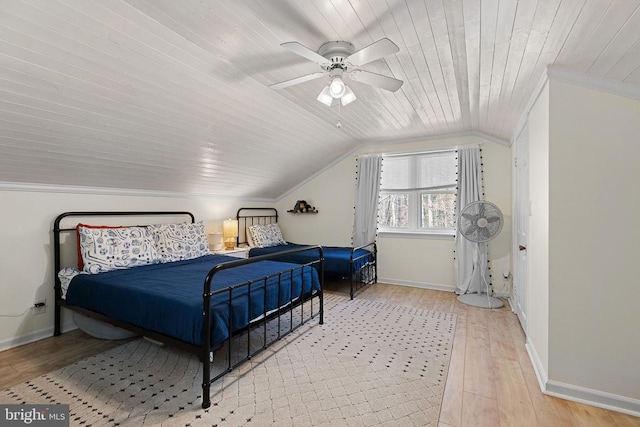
547 66 640 101
0 181 274 202
360 131 510 148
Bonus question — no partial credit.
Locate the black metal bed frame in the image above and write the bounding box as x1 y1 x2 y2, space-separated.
236 207 377 299
53 211 324 409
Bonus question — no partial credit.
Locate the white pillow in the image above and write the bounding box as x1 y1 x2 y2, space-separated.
77 225 159 274
148 221 209 263
246 227 255 247
248 223 287 248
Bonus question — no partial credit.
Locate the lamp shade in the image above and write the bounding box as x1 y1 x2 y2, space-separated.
317 86 333 106
223 219 238 238
341 86 356 106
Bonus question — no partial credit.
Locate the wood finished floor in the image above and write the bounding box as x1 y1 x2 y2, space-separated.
1 282 638 426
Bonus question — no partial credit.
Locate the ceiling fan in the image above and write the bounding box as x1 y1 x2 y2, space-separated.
270 38 403 107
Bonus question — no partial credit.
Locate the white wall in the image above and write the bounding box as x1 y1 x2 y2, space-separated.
277 135 513 293
527 82 551 378
547 80 640 401
523 77 640 413
275 155 356 246
0 187 269 350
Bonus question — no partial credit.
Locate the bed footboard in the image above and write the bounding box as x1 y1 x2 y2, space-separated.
201 246 324 408
349 242 377 299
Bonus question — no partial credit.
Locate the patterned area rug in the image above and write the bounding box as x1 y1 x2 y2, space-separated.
1 295 456 426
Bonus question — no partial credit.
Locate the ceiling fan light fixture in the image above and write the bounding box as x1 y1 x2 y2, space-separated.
341 86 356 106
317 85 333 106
329 76 346 98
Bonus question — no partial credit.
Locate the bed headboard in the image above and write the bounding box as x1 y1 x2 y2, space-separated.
54 211 195 266
53 211 195 330
236 207 278 247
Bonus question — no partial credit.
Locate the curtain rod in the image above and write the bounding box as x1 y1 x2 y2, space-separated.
361 142 481 159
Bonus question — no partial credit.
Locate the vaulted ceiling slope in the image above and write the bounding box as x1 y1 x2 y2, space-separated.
1 1 639 198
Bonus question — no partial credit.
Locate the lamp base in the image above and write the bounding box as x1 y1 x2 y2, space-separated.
224 240 235 250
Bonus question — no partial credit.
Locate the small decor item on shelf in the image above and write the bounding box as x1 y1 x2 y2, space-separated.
288 200 318 214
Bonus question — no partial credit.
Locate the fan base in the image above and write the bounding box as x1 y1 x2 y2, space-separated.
457 293 504 309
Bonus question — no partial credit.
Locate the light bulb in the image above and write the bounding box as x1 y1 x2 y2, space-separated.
329 77 346 98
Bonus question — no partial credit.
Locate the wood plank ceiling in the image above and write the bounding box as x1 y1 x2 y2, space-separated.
1 0 639 198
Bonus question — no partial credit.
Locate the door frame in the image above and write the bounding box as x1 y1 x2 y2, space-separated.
511 123 529 333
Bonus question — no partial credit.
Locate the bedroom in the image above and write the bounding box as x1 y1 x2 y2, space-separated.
1 1 639 425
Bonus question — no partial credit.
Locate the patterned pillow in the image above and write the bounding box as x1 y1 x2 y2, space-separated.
248 223 287 248
77 225 159 274
148 221 209 263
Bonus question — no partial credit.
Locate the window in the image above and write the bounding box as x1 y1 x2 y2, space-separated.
378 151 457 234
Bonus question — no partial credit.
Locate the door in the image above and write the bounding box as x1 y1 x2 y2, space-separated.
513 124 529 332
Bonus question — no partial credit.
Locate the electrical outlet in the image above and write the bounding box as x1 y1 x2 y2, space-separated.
34 299 46 315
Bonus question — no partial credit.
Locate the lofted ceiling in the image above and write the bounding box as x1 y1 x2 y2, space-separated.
1 1 640 199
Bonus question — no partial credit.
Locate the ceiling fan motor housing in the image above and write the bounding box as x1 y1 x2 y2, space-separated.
318 41 355 70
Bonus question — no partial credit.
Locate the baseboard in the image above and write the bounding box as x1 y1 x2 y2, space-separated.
525 337 548 391
526 337 640 417
376 277 455 293
0 321 77 353
545 381 640 417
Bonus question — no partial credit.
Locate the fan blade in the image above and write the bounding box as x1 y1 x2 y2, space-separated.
346 38 400 67
486 216 501 223
280 42 330 65
270 72 327 90
463 224 478 236
349 70 403 92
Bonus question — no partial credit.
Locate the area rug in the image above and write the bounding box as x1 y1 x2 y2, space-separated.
1 294 456 426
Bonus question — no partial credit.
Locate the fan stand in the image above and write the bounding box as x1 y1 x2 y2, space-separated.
457 240 504 309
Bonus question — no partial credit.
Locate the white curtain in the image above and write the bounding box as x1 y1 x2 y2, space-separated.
455 147 488 295
353 154 382 247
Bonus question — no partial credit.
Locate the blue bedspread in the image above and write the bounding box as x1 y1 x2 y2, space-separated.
248 243 373 277
65 254 320 348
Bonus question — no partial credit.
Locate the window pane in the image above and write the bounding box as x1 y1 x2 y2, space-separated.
418 153 457 188
378 193 409 228
420 192 456 229
381 157 411 189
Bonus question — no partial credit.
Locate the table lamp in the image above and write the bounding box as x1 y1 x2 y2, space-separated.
222 219 238 250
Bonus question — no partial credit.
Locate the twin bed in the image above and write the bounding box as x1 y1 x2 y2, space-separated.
237 208 377 299
53 211 324 409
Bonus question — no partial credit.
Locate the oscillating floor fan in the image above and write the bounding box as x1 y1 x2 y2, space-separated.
457 200 504 309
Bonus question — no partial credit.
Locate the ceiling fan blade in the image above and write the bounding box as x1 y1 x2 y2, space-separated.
269 72 327 90
280 42 330 65
346 38 399 67
348 70 403 92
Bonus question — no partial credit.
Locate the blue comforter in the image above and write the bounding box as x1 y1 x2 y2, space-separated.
248 243 372 277
65 254 320 348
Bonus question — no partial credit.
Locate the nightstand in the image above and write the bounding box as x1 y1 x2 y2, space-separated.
212 247 250 259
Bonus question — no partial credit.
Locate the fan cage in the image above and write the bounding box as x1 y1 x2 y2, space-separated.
457 201 503 243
